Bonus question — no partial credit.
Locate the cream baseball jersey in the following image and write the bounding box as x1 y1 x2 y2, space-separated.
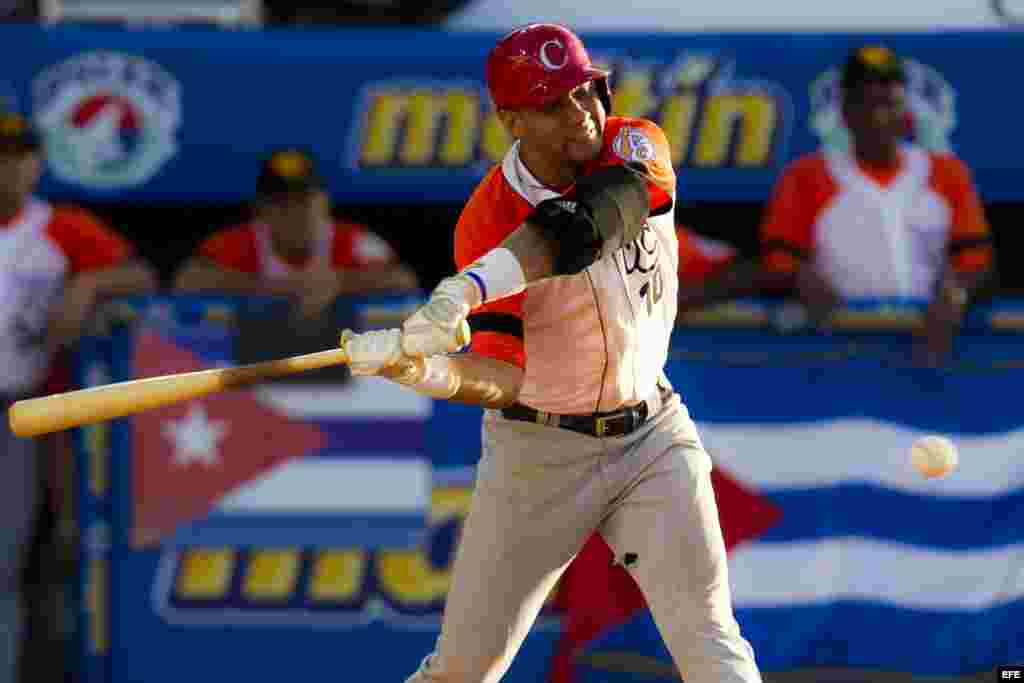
0 198 132 394
761 145 992 298
455 117 678 414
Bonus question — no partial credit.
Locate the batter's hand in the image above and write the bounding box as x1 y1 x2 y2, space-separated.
401 275 477 357
341 328 410 376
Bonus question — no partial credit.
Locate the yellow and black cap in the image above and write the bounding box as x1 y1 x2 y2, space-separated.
840 45 907 91
255 148 324 199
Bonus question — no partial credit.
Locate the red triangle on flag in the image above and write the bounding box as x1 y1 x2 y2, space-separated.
130 329 328 548
548 466 782 683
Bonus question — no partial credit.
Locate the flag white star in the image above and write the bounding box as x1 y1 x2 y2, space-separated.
161 404 229 467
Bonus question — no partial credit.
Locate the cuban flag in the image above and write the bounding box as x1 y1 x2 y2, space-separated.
128 323 431 551
578 343 1024 680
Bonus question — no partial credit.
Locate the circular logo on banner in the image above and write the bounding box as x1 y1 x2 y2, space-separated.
32 51 181 190
808 57 956 153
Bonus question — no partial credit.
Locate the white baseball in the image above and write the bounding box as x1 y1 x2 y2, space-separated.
910 435 959 479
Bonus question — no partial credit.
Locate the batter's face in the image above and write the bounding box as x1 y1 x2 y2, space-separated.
506 80 606 173
0 147 41 209
259 188 330 254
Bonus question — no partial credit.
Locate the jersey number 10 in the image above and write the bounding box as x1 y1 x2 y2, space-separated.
638 269 665 315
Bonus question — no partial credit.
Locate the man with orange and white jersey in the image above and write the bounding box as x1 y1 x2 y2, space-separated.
0 111 156 683
340 24 763 683
760 46 995 364
173 148 419 316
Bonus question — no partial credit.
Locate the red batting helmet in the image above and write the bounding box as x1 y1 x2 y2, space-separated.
485 23 612 113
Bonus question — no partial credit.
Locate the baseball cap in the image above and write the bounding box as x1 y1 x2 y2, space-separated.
486 23 610 110
840 45 906 91
255 148 324 199
0 112 41 153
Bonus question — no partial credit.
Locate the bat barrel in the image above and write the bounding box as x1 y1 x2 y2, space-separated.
8 346 351 438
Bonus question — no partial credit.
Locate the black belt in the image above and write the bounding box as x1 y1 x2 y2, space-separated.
501 388 668 438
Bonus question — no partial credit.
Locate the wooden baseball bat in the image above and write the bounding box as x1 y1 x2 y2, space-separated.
8 346 352 438
8 321 471 438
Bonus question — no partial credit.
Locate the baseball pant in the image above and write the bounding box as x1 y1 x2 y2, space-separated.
0 399 37 683
404 393 761 683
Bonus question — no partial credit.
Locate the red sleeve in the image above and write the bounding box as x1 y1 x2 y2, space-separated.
46 206 133 273
197 225 260 273
677 225 737 285
929 154 993 274
330 221 397 269
454 171 526 369
598 118 676 215
759 154 834 274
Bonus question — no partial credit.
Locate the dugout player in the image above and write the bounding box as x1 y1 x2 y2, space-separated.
173 148 419 317
760 46 994 365
340 24 763 683
0 111 156 683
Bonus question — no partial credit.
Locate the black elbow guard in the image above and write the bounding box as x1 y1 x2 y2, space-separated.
574 162 652 246
527 197 603 276
526 163 653 276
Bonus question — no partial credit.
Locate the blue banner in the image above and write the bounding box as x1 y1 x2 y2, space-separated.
581 308 1024 679
72 295 1024 683
1 25 1022 204
72 295 558 683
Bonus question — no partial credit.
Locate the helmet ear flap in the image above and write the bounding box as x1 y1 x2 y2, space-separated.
595 77 612 114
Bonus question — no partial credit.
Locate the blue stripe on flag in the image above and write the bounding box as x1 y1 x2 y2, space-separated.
582 600 1024 678
674 357 1023 434
165 513 428 549
737 600 1024 675
760 485 1024 549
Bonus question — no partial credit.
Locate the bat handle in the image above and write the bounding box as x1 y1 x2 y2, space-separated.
342 321 471 358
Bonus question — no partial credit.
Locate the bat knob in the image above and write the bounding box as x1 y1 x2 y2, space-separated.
455 319 472 349
338 329 356 359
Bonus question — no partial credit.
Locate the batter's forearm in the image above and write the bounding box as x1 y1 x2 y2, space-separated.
447 353 523 408
499 222 557 284
378 351 522 409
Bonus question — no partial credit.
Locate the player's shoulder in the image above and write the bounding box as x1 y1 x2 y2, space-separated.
457 166 519 238
49 203 109 233
204 221 257 246
925 150 974 186
605 116 667 138
45 204 119 251
604 117 672 161
330 217 368 238
780 151 829 181
198 221 259 263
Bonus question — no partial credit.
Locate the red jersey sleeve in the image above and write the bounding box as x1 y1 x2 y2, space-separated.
677 225 737 285
454 168 526 369
599 118 676 215
46 206 133 273
330 220 397 269
759 154 835 274
929 154 993 274
197 225 261 273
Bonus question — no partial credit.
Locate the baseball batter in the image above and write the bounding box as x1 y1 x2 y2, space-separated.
342 24 762 683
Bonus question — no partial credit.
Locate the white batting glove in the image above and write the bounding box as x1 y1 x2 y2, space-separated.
342 328 410 377
401 274 479 357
